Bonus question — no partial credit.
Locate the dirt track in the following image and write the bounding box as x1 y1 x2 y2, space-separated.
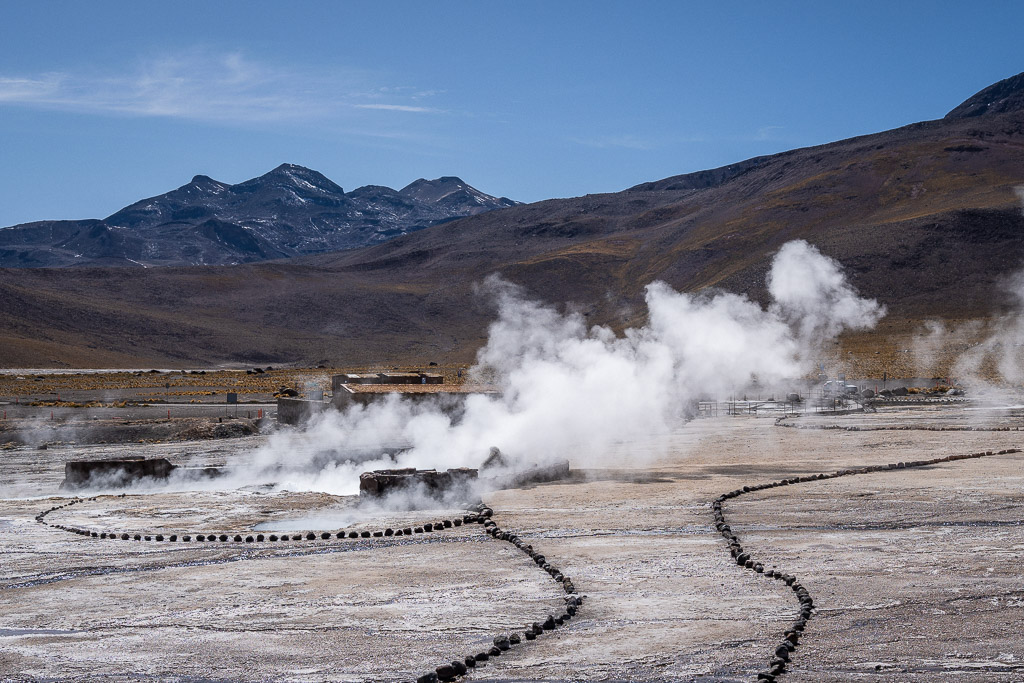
1 405 1022 682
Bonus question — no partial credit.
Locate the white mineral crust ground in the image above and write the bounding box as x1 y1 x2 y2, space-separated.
1 406 1023 681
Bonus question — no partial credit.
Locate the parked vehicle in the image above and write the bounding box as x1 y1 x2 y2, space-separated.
822 380 859 396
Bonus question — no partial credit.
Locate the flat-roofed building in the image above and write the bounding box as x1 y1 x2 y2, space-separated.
331 374 380 392
332 371 448 392
332 383 499 409
377 372 423 385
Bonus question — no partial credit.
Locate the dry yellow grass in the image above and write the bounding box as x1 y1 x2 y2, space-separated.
0 364 475 399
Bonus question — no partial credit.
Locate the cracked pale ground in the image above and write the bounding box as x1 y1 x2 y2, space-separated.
1 405 1022 682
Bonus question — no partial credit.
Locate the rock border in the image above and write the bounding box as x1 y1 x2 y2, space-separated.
36 497 580 682
713 447 1021 682
775 416 1023 432
415 502 583 683
35 494 474 543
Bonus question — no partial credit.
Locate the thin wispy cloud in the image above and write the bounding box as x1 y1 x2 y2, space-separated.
0 76 63 101
755 125 785 141
0 50 443 125
354 103 442 113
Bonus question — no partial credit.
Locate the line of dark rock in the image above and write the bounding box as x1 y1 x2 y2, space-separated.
714 446 1021 682
36 496 581 682
775 418 1022 432
415 502 583 683
35 494 475 543
868 398 967 406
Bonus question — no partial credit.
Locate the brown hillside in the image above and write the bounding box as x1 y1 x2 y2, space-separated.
3 74 1024 373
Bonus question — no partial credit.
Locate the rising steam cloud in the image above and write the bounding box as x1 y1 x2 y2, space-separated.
927 271 1024 388
914 188 1024 389
769 240 885 347
229 239 883 497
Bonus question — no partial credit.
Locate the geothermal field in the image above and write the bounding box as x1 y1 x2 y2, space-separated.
1 401 1023 682
5 7 1024 680
2 242 1024 683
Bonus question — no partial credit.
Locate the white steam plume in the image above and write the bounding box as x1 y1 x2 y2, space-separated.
914 188 1024 390
949 271 1024 387
768 240 885 348
216 239 882 497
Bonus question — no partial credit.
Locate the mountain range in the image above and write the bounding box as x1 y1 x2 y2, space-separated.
0 167 518 267
2 71 1024 370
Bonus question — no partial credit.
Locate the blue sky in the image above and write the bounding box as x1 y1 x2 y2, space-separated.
1 1 1023 226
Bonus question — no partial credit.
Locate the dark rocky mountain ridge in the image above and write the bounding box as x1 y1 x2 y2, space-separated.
2 71 1024 369
0 165 518 267
945 71 1024 119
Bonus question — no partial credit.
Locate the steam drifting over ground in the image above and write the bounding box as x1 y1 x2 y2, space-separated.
207 239 883 498
914 277 1024 394
914 189 1024 394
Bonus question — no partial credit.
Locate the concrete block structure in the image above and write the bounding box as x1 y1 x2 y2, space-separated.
359 467 479 497
61 458 224 490
62 458 174 490
276 397 331 425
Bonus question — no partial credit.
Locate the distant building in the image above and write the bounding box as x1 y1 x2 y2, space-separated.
280 372 497 424
332 382 498 409
330 371 443 392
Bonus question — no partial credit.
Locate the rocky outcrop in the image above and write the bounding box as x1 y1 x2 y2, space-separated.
945 71 1024 119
